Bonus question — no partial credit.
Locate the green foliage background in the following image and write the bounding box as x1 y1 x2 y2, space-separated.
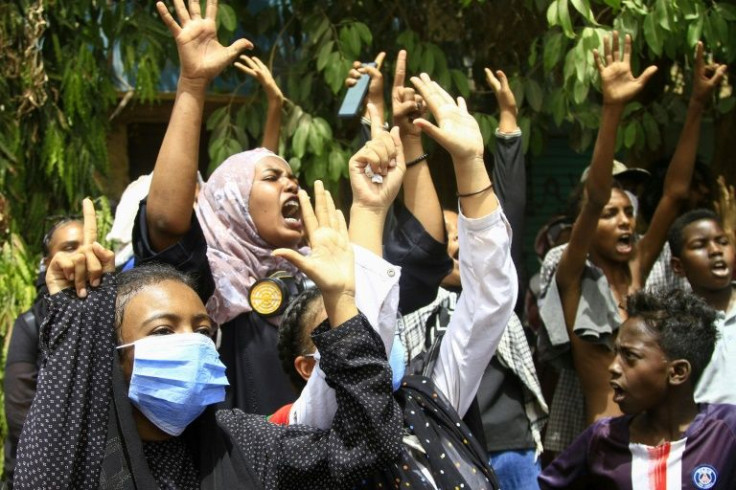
0 0 733 472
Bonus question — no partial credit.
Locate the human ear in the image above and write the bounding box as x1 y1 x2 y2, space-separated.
668 359 691 386
294 356 316 382
670 257 685 277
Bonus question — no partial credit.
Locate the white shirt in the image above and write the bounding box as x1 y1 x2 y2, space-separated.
432 204 518 417
695 293 736 404
289 244 401 427
290 204 517 427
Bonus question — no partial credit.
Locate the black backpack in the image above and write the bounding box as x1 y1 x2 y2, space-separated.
359 317 500 489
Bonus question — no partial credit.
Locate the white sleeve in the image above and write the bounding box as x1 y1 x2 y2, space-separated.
288 244 401 428
430 204 518 417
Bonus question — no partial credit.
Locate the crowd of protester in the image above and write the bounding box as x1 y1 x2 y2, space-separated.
3 0 735 488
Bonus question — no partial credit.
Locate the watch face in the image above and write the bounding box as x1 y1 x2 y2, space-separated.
250 280 284 316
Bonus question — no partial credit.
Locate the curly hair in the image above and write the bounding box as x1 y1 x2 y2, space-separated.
625 289 719 384
667 208 723 258
277 287 323 392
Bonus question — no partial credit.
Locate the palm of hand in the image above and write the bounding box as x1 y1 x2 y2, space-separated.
177 18 230 81
601 62 640 104
436 106 483 158
305 228 354 295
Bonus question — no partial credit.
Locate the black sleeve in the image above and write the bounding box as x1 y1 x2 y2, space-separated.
384 200 453 314
132 199 214 303
14 278 118 490
492 132 526 310
3 313 40 483
216 313 402 489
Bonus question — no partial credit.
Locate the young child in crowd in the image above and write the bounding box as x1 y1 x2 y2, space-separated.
539 289 736 489
668 209 736 405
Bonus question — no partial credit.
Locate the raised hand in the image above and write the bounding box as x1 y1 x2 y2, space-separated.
345 52 386 119
156 0 252 88
272 182 357 325
46 199 115 297
349 104 406 212
235 55 284 104
714 175 736 240
410 73 484 163
691 41 727 107
485 67 518 132
593 31 657 106
391 50 426 139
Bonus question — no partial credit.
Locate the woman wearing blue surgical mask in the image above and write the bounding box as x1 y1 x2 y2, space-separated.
14 197 401 490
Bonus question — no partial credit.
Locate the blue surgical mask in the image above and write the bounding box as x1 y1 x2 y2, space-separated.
117 333 229 436
388 330 406 392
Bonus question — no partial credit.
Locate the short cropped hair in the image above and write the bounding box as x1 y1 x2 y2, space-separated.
667 208 722 258
115 263 198 333
625 289 718 384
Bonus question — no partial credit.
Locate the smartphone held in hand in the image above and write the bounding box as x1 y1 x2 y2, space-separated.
338 62 377 118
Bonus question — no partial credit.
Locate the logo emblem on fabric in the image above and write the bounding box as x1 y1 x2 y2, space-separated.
692 465 717 489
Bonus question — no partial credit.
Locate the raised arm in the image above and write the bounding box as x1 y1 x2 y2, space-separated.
392 50 444 242
147 0 251 252
410 74 516 416
715 175 736 242
274 180 357 326
486 67 522 231
15 200 117 489
486 67 526 305
286 124 406 430
556 32 657 293
553 33 656 424
348 104 406 256
234 55 283 152
345 52 386 126
411 73 498 218
240 187 401 486
218 310 402 488
636 41 726 280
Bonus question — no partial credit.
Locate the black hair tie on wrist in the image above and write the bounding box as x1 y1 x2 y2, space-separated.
456 183 493 198
405 153 429 168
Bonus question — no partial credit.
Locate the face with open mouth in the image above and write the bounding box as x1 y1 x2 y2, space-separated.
249 157 303 249
593 189 636 263
672 219 735 292
609 317 671 415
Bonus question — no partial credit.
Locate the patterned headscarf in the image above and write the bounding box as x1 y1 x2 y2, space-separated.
195 148 307 325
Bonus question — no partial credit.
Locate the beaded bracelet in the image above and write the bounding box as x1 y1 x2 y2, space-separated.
457 182 493 198
405 153 429 168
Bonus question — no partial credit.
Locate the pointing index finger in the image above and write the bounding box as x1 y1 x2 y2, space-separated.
393 50 407 88
82 198 98 246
